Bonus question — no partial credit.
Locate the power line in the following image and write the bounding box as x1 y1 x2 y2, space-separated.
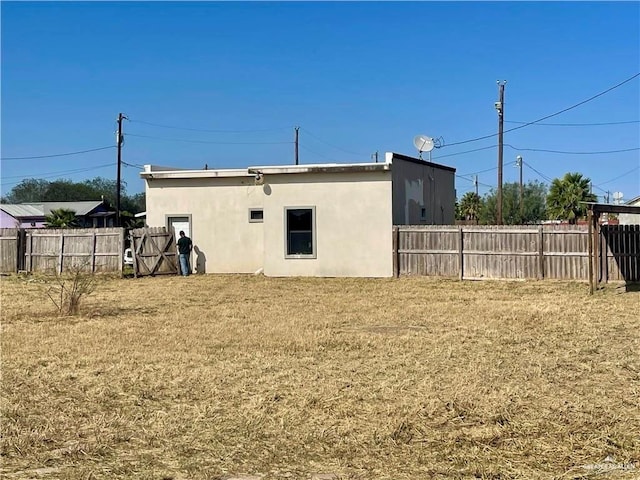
127 133 292 145
442 72 640 148
122 160 146 169
1 145 116 161
129 119 293 133
505 144 639 155
1 163 116 187
298 144 338 162
594 165 640 187
458 161 516 177
431 144 497 160
455 174 493 189
299 128 367 157
523 162 554 183
505 120 640 127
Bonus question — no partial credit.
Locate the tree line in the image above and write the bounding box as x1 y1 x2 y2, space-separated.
1 177 145 228
456 172 598 225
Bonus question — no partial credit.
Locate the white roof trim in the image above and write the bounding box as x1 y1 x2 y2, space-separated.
141 161 390 180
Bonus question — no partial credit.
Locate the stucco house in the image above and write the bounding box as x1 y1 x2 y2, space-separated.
618 195 640 225
0 201 115 228
140 152 456 277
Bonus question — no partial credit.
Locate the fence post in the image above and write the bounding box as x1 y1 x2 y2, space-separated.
119 228 125 277
458 227 464 280
58 233 64 274
392 226 399 277
538 226 544 280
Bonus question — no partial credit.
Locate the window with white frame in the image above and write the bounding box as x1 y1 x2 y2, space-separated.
285 207 315 258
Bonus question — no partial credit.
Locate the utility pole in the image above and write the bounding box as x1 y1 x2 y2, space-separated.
516 155 524 220
116 113 127 227
474 175 479 196
495 81 506 225
294 126 299 165
372 151 379 163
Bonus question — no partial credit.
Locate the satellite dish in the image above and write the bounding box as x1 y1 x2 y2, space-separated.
413 135 435 153
613 192 623 204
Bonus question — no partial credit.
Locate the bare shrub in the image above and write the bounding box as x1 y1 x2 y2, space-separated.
44 264 97 316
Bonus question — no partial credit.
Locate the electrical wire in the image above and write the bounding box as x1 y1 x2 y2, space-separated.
455 174 494 189
1 145 116 161
505 120 640 127
129 119 293 133
298 144 338 162
431 144 497 160
299 128 367 157
1 163 116 187
594 165 640 187
523 162 554 183
442 72 640 148
458 161 516 177
122 161 146 169
505 144 639 155
127 133 292 145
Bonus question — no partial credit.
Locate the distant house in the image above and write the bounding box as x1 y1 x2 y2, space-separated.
0 201 115 228
618 195 640 225
140 152 456 277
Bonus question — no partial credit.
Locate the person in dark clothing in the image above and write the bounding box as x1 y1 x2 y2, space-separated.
177 230 193 276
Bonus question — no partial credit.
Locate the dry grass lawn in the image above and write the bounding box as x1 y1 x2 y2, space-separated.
1 274 639 479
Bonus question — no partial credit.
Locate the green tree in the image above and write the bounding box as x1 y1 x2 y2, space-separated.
457 192 483 221
480 181 547 225
2 177 145 218
546 172 597 224
45 208 79 228
1 179 50 203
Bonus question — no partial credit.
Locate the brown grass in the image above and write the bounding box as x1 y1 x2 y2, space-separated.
1 274 639 479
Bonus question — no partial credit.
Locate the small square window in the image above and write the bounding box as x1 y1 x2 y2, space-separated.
249 209 264 223
420 207 427 221
285 207 316 258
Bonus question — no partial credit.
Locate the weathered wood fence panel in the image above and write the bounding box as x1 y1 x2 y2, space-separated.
24 228 124 274
0 228 22 273
394 224 639 282
463 227 539 279
130 227 178 277
542 225 589 280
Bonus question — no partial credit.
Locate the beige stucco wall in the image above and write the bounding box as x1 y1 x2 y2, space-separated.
144 170 393 277
145 176 264 273
391 156 456 225
261 171 393 277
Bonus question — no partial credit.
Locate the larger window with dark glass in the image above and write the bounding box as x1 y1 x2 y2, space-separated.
285 207 315 257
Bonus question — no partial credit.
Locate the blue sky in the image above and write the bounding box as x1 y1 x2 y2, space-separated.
2 1 639 201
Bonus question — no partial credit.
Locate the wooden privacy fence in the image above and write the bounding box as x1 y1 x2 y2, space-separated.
0 228 25 273
0 228 124 274
393 224 640 282
130 227 178 277
25 228 125 274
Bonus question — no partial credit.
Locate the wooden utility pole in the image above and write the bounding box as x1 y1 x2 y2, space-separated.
294 126 299 165
496 81 506 225
516 155 524 220
116 113 127 227
474 175 479 196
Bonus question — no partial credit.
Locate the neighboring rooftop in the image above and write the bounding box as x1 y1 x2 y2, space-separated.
1 201 110 218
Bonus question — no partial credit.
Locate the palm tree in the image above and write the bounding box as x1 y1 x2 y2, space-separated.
546 172 597 224
45 208 79 228
458 192 482 221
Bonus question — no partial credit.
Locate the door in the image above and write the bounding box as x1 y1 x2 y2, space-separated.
167 215 192 274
